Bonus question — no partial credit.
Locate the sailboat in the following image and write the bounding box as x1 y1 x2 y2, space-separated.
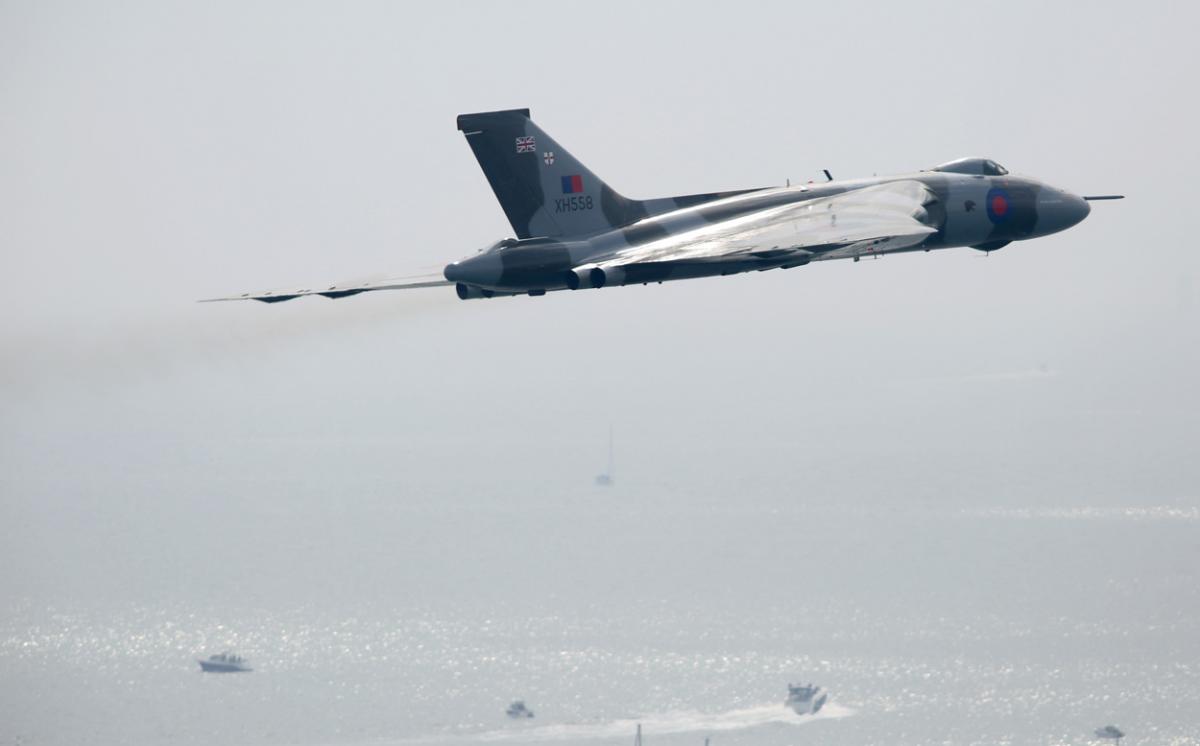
633 723 707 745
595 426 614 486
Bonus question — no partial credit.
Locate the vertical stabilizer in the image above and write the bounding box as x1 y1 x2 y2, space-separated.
456 108 645 239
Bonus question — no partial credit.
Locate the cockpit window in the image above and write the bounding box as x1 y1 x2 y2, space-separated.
930 157 1008 176
485 238 520 253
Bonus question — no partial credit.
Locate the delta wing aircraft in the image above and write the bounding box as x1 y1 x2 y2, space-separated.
205 108 1121 303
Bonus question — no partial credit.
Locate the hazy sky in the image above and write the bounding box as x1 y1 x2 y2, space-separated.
2 0 1198 606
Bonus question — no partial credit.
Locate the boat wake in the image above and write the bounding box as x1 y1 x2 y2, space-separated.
460 702 854 743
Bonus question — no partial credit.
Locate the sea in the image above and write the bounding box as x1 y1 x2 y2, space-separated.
3 491 1197 746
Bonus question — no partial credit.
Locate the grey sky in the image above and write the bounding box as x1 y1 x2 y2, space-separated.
3 0 1198 568
4 0 1196 455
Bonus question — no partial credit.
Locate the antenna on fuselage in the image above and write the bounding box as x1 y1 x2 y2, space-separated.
823 169 833 182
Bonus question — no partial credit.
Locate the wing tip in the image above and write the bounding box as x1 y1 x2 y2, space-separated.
196 278 451 304
195 293 299 303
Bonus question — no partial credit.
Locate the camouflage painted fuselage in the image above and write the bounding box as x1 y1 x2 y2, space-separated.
444 170 1090 298
444 110 1091 299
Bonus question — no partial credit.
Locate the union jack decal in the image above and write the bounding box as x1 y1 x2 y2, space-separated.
515 136 536 154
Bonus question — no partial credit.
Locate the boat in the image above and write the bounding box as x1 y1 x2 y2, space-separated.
198 652 252 673
506 700 534 719
786 683 827 715
1095 725 1125 742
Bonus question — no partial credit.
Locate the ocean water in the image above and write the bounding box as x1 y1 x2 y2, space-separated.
3 496 1197 746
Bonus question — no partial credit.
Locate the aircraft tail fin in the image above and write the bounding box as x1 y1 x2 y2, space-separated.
456 108 645 239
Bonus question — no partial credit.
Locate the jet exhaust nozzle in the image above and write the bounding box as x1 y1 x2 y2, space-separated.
565 265 611 290
589 266 625 289
455 283 519 301
455 283 495 300
564 268 587 290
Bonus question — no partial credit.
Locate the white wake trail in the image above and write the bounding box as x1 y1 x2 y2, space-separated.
402 702 854 745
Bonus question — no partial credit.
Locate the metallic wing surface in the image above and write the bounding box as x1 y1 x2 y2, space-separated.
593 180 938 271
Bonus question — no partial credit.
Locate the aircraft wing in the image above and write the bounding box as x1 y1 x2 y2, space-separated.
593 179 938 271
199 274 450 303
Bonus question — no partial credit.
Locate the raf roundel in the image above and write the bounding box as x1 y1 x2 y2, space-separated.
985 187 1011 223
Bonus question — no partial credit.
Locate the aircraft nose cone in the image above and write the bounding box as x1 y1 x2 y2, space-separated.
1037 189 1090 235
443 262 464 282
1066 192 1090 226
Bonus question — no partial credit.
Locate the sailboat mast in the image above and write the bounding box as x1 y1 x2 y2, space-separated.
608 425 614 478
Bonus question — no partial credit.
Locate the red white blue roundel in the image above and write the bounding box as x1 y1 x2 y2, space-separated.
986 187 1011 223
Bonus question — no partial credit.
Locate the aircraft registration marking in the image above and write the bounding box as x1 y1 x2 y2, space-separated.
555 196 594 213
